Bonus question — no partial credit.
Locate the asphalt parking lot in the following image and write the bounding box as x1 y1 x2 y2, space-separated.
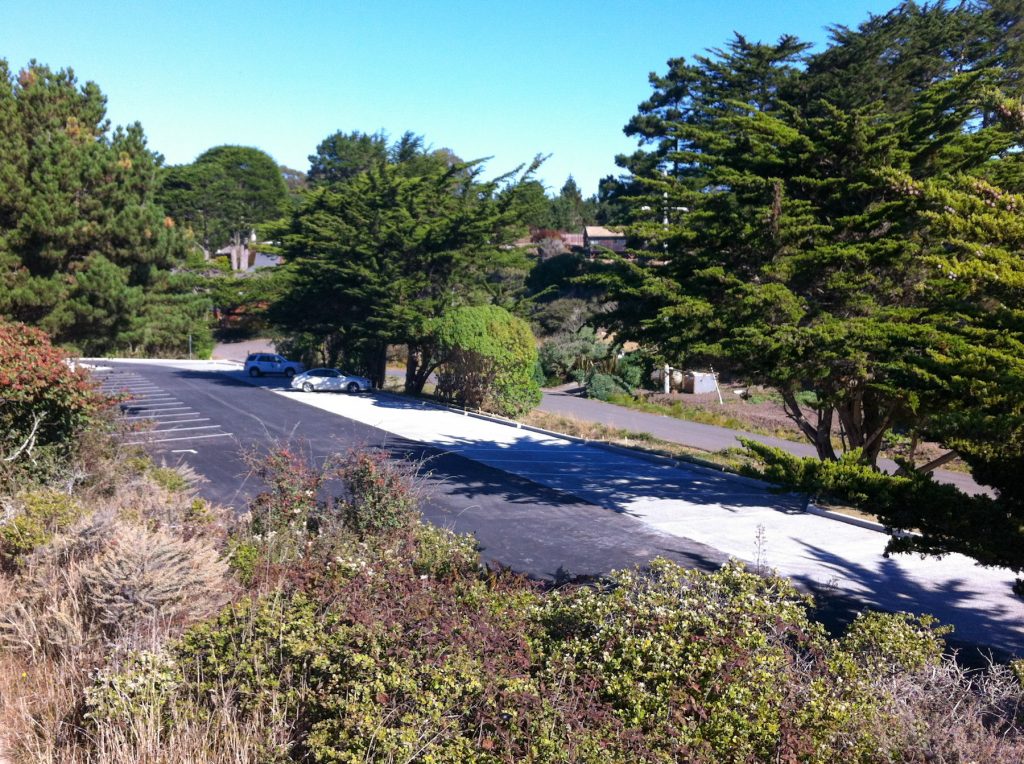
95 366 234 450
252 374 1024 657
90 360 1024 657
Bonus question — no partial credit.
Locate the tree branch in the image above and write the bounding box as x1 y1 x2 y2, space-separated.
3 413 44 463
781 390 819 444
913 450 959 475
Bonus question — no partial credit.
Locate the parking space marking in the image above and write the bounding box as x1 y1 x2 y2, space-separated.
90 367 232 449
124 432 233 446
123 414 208 421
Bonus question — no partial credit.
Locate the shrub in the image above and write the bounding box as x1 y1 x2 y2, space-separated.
0 320 110 486
0 489 83 568
538 326 609 383
245 446 332 563
80 525 229 635
434 305 542 417
337 449 418 540
411 523 482 580
584 370 620 401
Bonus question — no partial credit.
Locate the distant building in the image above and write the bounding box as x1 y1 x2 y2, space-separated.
215 230 281 271
583 226 627 255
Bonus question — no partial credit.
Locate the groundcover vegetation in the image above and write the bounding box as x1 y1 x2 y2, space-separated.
0 320 1020 763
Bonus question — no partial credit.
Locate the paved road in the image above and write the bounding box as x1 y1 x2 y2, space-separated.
91 360 1023 658
539 388 987 496
91 361 724 583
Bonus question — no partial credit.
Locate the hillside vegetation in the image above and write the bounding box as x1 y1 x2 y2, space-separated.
1 324 1023 763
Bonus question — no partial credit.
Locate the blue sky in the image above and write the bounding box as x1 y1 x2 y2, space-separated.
5 1 897 196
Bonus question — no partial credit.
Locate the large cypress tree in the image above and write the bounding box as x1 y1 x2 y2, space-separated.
602 1 1024 572
269 135 530 390
604 1 1024 470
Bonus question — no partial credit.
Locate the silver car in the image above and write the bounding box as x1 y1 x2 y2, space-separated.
244 353 305 378
291 368 372 394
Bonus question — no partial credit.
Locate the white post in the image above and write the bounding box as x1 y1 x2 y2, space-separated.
710 365 723 405
663 363 671 394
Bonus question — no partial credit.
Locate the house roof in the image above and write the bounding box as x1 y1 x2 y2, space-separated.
584 226 625 238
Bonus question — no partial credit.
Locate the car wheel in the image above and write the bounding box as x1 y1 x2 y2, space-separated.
347 382 360 394
249 367 261 377
302 382 313 392
284 368 296 378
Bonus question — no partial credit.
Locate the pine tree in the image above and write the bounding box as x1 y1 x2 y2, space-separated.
0 60 206 355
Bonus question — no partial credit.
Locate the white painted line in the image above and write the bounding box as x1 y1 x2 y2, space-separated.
171 449 198 454
152 425 221 433
124 432 233 445
123 401 184 408
123 414 204 420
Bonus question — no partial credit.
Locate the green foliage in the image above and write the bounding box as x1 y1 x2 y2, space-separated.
0 320 110 486
840 611 950 675
410 523 482 580
0 60 207 355
337 449 418 540
741 438 1024 573
158 144 288 258
148 465 190 493
584 371 620 401
0 489 82 568
123 551 1017 763
606 4 1024 474
538 326 609 383
269 132 533 389
245 447 330 564
434 304 542 417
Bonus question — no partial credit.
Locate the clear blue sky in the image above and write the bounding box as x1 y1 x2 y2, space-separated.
4 1 897 196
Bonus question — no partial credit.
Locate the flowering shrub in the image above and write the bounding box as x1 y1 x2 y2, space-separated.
245 447 331 563
0 320 109 485
337 448 418 539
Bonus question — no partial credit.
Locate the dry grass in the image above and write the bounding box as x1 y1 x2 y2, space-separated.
0 435 240 764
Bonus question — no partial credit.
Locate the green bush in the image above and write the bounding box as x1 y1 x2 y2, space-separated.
0 490 82 568
434 305 542 417
584 370 620 401
338 449 418 539
538 326 609 383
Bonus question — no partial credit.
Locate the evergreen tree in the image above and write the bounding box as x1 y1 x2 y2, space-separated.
269 134 529 391
600 1 1024 571
0 60 207 355
604 3 1024 469
157 145 288 268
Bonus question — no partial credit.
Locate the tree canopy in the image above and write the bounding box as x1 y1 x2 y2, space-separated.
268 132 533 390
157 144 288 268
600 0 1024 571
0 60 210 356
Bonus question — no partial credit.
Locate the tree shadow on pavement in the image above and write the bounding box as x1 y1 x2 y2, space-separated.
790 540 1023 662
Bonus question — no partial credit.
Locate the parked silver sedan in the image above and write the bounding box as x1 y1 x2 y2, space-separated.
290 368 372 394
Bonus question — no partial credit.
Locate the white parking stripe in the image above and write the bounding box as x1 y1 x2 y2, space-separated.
151 425 221 433
123 413 204 420
124 432 233 445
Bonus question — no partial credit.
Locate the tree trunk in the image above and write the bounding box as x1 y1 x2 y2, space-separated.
370 343 388 389
782 390 838 461
835 391 893 467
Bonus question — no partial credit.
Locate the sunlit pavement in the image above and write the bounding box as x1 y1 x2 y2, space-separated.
96 360 1024 656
